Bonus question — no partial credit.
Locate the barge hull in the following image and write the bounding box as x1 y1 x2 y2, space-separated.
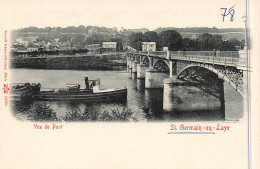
35 88 127 101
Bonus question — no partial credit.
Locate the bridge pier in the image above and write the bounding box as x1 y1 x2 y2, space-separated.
127 59 132 77
126 56 129 71
132 61 138 73
145 68 169 88
136 79 145 92
163 77 225 118
128 58 132 69
137 63 147 79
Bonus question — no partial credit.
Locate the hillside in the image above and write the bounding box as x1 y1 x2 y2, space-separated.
154 27 244 40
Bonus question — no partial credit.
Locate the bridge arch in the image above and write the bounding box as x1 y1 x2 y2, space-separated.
142 56 149 65
176 65 243 96
153 59 170 71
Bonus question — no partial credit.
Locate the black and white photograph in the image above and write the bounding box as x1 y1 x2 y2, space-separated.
8 1 248 122
0 0 259 169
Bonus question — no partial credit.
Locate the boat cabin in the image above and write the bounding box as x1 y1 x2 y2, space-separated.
84 77 100 90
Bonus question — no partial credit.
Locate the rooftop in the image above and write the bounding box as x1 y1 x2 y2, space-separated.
142 42 156 45
102 42 117 45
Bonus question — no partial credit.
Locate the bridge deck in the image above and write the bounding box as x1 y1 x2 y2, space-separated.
172 54 239 67
129 50 245 67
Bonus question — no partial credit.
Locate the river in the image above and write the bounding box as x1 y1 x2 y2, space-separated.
10 69 244 122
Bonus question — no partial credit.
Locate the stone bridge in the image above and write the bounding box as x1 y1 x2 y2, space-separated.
126 49 249 116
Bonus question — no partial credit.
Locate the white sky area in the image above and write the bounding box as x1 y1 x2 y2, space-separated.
1 0 246 30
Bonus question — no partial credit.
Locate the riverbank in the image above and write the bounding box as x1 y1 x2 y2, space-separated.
10 53 127 70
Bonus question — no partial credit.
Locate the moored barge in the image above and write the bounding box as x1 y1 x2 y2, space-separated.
34 77 127 101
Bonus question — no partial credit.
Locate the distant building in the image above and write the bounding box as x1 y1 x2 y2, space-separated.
162 47 169 52
142 42 156 52
101 42 117 53
86 44 101 54
45 42 52 51
27 45 39 52
16 46 27 53
102 42 117 49
59 41 73 51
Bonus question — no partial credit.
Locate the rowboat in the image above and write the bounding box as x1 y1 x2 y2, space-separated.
9 83 41 101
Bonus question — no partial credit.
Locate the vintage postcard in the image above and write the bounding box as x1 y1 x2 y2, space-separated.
0 0 259 169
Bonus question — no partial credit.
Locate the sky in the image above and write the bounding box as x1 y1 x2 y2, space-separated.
0 0 246 30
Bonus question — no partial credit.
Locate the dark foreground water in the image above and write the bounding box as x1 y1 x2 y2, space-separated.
10 69 244 122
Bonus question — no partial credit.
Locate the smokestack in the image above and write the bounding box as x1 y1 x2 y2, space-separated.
84 77 89 90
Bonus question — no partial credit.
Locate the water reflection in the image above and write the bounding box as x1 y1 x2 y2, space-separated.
10 69 243 122
131 72 137 79
136 79 145 93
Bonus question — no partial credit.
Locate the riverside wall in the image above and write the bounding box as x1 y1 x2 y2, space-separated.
10 54 127 70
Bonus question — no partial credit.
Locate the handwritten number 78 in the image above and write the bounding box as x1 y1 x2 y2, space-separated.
221 5 235 22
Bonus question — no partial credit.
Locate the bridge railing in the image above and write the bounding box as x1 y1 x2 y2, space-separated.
169 51 179 56
177 51 239 58
139 51 148 55
185 51 215 56
168 50 239 65
149 51 167 57
176 54 239 65
127 50 240 65
217 51 239 58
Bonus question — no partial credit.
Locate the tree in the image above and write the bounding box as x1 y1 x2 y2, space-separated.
144 31 159 50
43 27 52 33
76 25 86 33
72 34 86 43
228 38 240 46
197 33 214 50
182 38 197 51
85 34 106 45
56 27 62 33
158 30 182 51
219 41 236 51
144 31 159 42
197 33 224 50
60 35 72 42
211 35 223 50
128 33 145 51
111 38 123 51
198 33 239 51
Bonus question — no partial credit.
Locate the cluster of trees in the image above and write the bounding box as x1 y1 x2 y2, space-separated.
128 30 244 51
183 34 244 51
